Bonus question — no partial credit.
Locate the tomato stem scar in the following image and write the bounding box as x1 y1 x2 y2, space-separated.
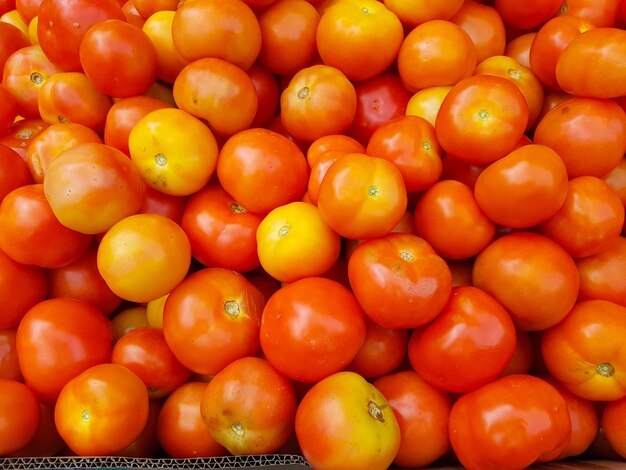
297 87 310 99
154 154 167 166
30 72 44 85
231 422 245 437
596 362 615 377
368 401 385 422
224 300 240 318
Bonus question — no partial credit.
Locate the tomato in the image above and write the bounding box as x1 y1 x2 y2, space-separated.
139 184 187 225
0 83 17 133
409 286 516 393
560 0 619 27
317 153 407 239
316 0 403 81
97 213 191 303
604 158 626 207
0 22 28 76
534 97 626 178
449 374 571 470
217 128 308 215
173 58 258 137
494 0 562 29
475 55 545 129
37 0 125 72
306 134 365 168
348 319 407 380
0 328 20 381
200 357 297 455
577 237 626 306
540 176 625 258
2 44 63 119
16 298 113 404
16 0 40 23
347 233 451 328
258 0 319 75
54 363 149 456
111 306 150 342
473 144 568 228
163 268 263 376
405 86 451 127
504 32 535 68
280 64 357 143
112 327 191 399
181 184 262 272
25 123 102 184
257 201 340 283
133 0 178 19
122 0 145 27
172 0 260 70
247 64 279 129
542 300 626 401
436 75 529 165
141 10 189 84
48 243 122 315
414 179 495 259
103 95 172 157
450 0 506 63
260 277 366 382
157 382 227 458
500 329 534 377
383 0 463 27
10 403 65 457
373 370 451 468
602 395 626 459
366 115 442 193
296 371 400 470
556 28 626 98
79 19 157 98
0 184 92 268
129 108 218 196
0 144 32 200
117 399 161 458
0 379 40 455
145 294 167 329
397 20 476 92
473 232 579 331
43 142 144 235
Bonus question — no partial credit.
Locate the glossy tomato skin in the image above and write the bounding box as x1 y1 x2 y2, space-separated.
16 298 113 404
37 0 125 72
163 268 264 376
54 363 149 456
560 0 620 27
0 22 29 75
373 370 451 468
0 379 41 455
0 328 21 381
348 233 452 329
577 237 626 306
541 300 626 401
0 83 18 133
295 371 400 470
450 0 506 63
0 119 48 160
473 232 579 331
409 286 516 393
602 395 626 459
0 144 33 201
449 374 571 470
260 277 366 383
200 357 297 455
495 0 562 29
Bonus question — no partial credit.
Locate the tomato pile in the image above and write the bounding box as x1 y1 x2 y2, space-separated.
1 0 626 468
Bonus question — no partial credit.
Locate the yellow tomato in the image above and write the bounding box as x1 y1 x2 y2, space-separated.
405 86 452 127
142 11 190 84
256 201 341 283
1 10 28 40
111 306 150 342
129 108 218 196
146 293 169 329
28 16 38 45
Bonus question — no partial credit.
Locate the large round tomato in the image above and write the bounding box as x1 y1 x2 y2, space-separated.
16 298 113 404
260 277 366 382
0 379 41 456
54 363 149 456
296 371 400 470
200 357 297 455
449 374 571 470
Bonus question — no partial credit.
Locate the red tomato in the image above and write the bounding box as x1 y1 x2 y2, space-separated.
163 268 264 376
500 329 534 377
560 0 619 27
296 371 400 470
450 0 506 63
9 403 65 457
260 277 366 382
347 233 451 329
0 83 17 133
133 0 178 19
0 328 20 381
473 232 579 331
54 363 149 456
374 370 451 468
200 357 297 455
117 399 161 458
112 327 191 399
139 185 187 224
0 118 48 160
541 300 626 401
449 375 571 470
79 19 157 98
248 64 279 128
577 237 626 306
435 75 529 165
157 382 227 458
604 157 626 207
37 0 125 72
414 179 495 259
0 144 32 201
0 22 29 75
0 379 41 455
409 286 516 393
383 0 463 27
504 32 535 68
602 395 626 459
495 0 562 29
16 298 113 404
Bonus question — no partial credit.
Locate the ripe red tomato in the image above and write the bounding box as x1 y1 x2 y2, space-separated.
348 233 452 329
296 371 400 470
560 0 620 27
260 277 366 382
54 363 149 456
16 298 113 404
409 286 516 393
449 374 571 470
0 22 29 75
200 357 297 455
0 144 32 201
247 64 280 128
577 237 626 306
495 0 562 29
383 0 463 27
450 0 506 63
0 83 18 133
0 379 41 455
602 395 626 459
0 328 21 381
163 268 264 376
0 119 48 160
348 319 407 380
373 370 451 468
